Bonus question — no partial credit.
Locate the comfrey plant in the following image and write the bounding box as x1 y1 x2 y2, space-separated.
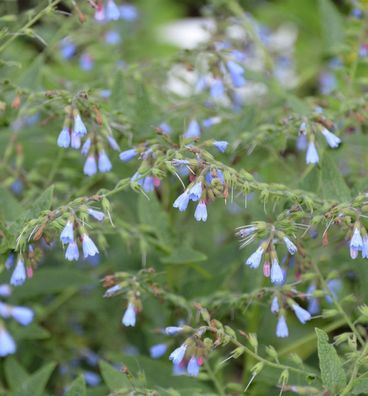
1 0 368 395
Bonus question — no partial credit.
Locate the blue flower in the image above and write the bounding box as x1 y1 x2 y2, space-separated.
271 296 279 314
321 128 341 148
169 344 187 365
150 343 168 359
122 303 136 327
187 357 200 376
60 221 74 244
5 254 14 270
0 327 16 356
350 227 363 259
84 371 101 387
98 151 112 173
107 136 120 151
194 201 207 222
276 315 288 338
11 179 23 195
270 258 284 285
202 117 221 128
120 4 138 21
159 122 171 134
0 285 11 297
73 114 87 137
10 259 26 286
57 127 70 148
245 246 264 269
104 284 122 297
81 138 92 156
173 191 190 212
164 326 182 336
84 156 97 176
106 0 120 21
189 182 202 202
296 134 307 151
88 209 105 222
65 242 79 261
213 141 228 153
226 61 246 88
306 142 319 164
210 79 225 99
283 236 297 255
59 38 76 60
71 132 81 149
11 306 34 326
183 120 200 139
82 235 99 258
119 148 137 162
143 176 155 192
292 303 312 324
105 30 121 45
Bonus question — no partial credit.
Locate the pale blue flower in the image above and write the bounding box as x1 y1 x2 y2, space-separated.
98 151 112 173
194 201 207 222
0 303 10 318
210 79 225 99
184 120 200 139
71 132 81 149
283 236 297 255
81 138 92 156
271 296 279 313
10 259 26 286
159 122 171 134
11 306 34 326
106 0 120 20
107 136 120 151
65 242 79 261
306 142 319 164
292 303 312 324
143 176 155 192
173 191 190 212
321 128 341 148
245 246 264 269
362 236 368 258
5 254 14 270
57 127 70 148
202 116 221 128
270 258 284 284
226 61 246 88
60 221 74 244
88 209 105 222
122 303 136 327
164 326 182 336
84 156 97 176
276 315 288 338
120 4 138 21
0 285 11 297
187 357 200 376
73 114 87 137
119 149 137 162
189 182 202 202
169 344 187 365
150 343 168 359
105 30 121 45
82 234 99 258
296 134 307 151
213 141 228 153
84 371 101 387
0 327 16 356
59 38 76 60
104 284 122 297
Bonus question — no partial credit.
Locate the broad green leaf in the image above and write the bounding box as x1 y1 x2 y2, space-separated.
0 187 23 222
66 375 86 396
315 328 346 392
320 153 350 202
352 378 368 394
11 323 50 340
318 0 344 52
99 360 131 391
4 357 29 390
161 243 207 265
14 362 56 396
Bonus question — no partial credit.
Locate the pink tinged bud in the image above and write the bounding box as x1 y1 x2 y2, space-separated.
95 5 105 21
263 261 270 277
26 266 33 279
197 356 204 366
153 178 161 187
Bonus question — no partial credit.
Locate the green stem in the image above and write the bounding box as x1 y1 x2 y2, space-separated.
204 360 225 396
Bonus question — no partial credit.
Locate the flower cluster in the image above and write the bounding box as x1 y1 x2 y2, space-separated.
60 208 104 261
237 223 298 285
94 0 138 23
0 284 34 356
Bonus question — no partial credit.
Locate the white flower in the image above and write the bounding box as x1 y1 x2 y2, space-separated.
306 142 319 164
169 344 187 365
245 246 264 269
122 303 136 327
283 236 297 255
321 128 341 148
276 315 288 338
292 303 312 324
270 258 284 285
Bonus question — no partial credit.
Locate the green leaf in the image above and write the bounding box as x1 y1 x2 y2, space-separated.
0 187 23 222
11 323 50 340
4 357 29 390
161 242 207 265
318 0 344 52
352 378 368 394
66 375 86 396
320 153 350 202
315 328 346 392
99 360 131 392
14 362 56 396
